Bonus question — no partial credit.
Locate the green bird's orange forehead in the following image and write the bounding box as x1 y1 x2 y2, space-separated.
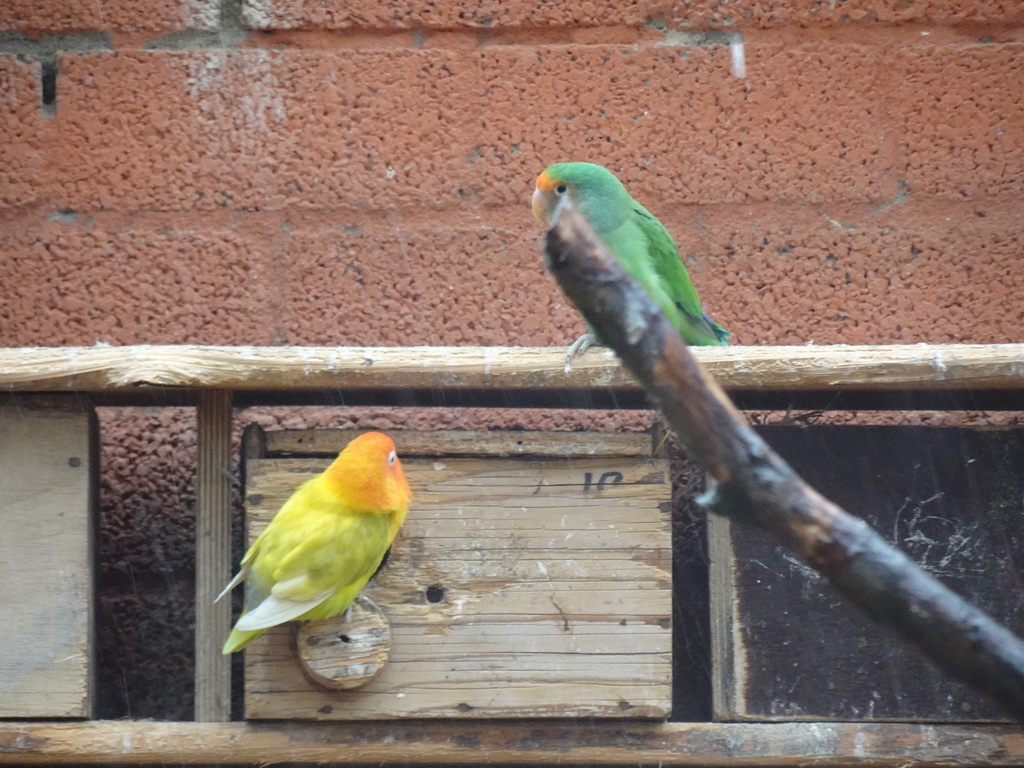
535 169 560 193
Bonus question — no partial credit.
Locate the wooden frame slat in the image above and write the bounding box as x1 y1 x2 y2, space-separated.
1 344 1023 393
0 720 1020 765
263 428 657 457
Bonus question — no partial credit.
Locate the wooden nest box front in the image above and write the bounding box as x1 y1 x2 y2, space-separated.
240 427 673 720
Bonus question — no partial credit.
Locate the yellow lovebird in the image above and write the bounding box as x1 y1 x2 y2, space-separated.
218 431 412 654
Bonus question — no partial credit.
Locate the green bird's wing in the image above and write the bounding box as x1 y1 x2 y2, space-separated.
616 202 731 346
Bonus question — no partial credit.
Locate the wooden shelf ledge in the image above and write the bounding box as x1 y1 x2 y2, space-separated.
1 345 1022 410
0 720 1021 766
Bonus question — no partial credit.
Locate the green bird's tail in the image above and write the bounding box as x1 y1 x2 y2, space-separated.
705 314 732 345
676 307 732 347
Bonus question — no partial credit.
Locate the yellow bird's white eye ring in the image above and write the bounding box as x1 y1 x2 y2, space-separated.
387 450 397 466
555 184 568 195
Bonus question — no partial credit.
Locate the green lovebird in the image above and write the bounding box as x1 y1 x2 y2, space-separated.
532 162 731 359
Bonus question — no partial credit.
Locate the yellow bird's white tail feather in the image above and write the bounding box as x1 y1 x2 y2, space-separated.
234 590 334 631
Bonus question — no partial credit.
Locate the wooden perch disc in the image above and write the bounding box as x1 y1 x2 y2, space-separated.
296 596 391 690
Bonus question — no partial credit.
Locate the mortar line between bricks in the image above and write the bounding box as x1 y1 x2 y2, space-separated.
148 22 1024 52
142 0 246 50
0 31 112 115
1 23 1017 56
11 199 1024 234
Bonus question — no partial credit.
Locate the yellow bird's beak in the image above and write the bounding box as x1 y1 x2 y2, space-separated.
531 186 548 223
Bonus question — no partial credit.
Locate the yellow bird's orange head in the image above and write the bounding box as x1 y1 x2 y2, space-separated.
324 431 412 514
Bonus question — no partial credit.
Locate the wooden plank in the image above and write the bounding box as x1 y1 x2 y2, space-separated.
194 390 233 722
0 395 96 718
709 512 741 722
711 426 1024 722
1 344 1024 394
264 428 655 457
0 720 1022 765
242 445 673 719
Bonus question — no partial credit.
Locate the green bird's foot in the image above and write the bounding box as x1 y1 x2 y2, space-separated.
564 333 600 371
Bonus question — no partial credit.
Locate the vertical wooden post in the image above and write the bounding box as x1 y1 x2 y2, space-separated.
195 390 233 721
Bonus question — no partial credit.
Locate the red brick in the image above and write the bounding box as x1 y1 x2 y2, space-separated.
4 201 1019 350
667 200 1024 345
54 49 478 212
240 0 1023 30
883 43 1024 199
665 0 1024 29
98 407 198 580
0 56 53 208
241 405 656 435
478 42 895 206
274 221 577 346
51 43 895 213
0 211 577 347
0 214 275 346
0 0 219 34
241 0 660 30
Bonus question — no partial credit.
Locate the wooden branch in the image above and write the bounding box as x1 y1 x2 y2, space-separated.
0 344 1022 393
544 204 1024 720
0 720 1021 765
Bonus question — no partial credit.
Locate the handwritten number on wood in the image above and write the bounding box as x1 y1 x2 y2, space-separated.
583 471 624 494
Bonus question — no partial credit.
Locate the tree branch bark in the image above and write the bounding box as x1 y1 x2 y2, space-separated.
543 202 1024 720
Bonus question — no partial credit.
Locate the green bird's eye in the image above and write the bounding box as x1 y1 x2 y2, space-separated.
555 184 568 195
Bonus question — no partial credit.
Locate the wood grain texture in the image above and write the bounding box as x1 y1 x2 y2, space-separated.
241 444 673 719
265 428 655 457
0 396 96 718
1 344 1023 393
0 720 1022 765
194 390 233 722
296 597 392 690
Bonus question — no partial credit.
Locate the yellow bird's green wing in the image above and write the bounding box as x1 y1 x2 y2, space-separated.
236 496 393 631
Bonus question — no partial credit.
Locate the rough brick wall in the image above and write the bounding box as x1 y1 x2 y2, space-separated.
4 2 1024 347
1 0 1022 719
